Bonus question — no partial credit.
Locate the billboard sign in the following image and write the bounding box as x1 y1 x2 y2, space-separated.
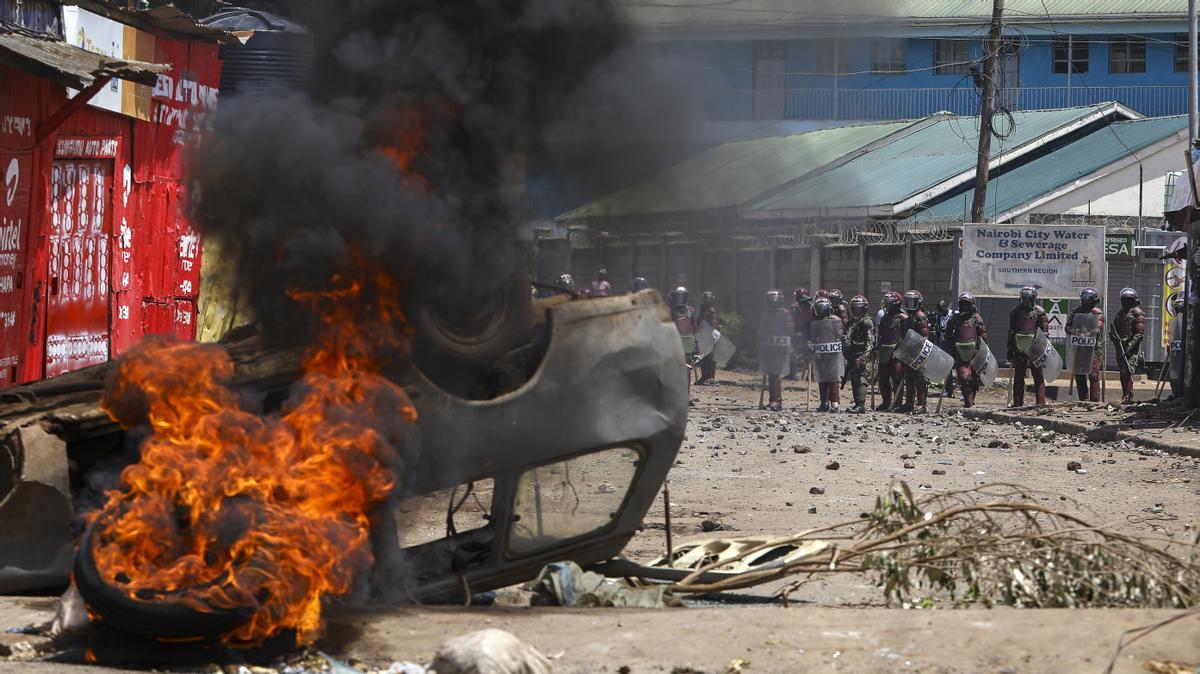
61 6 155 121
1162 235 1187 350
961 224 1106 299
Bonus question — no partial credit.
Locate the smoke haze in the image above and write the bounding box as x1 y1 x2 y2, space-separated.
190 0 700 341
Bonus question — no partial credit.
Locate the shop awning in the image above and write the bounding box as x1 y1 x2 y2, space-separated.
0 28 169 90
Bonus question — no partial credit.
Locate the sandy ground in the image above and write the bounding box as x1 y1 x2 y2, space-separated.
2 371 1198 672
623 371 1199 603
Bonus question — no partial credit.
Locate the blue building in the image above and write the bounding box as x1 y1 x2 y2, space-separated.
626 0 1193 121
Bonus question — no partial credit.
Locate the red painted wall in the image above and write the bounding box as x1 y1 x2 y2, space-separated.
0 36 220 384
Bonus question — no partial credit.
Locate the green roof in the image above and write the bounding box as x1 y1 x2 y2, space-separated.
908 116 1188 222
745 104 1130 217
558 119 915 220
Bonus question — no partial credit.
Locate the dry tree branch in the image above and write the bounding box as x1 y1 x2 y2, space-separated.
660 482 1200 609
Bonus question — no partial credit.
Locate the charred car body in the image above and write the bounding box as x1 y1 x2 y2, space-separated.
0 290 687 615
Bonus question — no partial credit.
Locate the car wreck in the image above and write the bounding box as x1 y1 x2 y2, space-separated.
0 290 687 636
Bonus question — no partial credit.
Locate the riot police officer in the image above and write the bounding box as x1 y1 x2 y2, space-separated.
696 291 720 385
589 268 612 297
1008 286 1050 407
844 294 876 414
875 291 909 411
668 286 697 361
629 277 650 293
1066 288 1105 402
900 290 930 414
810 297 844 412
828 288 850 328
932 299 956 397
1111 287 1146 403
759 289 794 412
789 288 814 380
946 292 988 408
556 273 576 293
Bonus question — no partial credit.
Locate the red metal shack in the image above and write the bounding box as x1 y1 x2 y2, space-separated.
0 1 221 384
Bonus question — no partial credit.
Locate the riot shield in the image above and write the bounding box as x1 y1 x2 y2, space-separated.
1025 329 1063 383
971 340 998 387
894 329 954 383
696 321 717 359
712 330 737 368
759 312 792 377
675 315 696 360
810 319 845 383
1169 318 1184 380
1066 312 1099 376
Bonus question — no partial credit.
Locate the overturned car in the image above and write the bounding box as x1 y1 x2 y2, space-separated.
0 290 687 614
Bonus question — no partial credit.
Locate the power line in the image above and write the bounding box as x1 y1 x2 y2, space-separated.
1035 0 1147 168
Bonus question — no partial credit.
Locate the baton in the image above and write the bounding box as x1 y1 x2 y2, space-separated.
805 362 812 411
1107 328 1133 376
1152 358 1171 402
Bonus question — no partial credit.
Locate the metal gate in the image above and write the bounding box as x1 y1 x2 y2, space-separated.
45 159 111 378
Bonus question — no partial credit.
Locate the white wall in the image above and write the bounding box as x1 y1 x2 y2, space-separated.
1020 136 1187 220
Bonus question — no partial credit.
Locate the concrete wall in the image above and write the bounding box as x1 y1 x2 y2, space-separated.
666 243 702 293
820 246 859 295
736 250 773 318
775 248 812 296
702 250 735 312
864 244 906 298
914 241 957 307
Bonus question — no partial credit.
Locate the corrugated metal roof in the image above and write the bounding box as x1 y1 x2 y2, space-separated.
907 116 1188 222
624 0 1188 34
558 119 916 220
745 104 1126 216
0 28 168 89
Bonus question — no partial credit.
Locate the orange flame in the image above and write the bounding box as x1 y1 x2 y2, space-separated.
379 107 431 190
88 272 415 646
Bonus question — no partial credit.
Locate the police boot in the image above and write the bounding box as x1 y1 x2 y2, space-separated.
817 402 830 412
769 401 783 412
849 403 865 414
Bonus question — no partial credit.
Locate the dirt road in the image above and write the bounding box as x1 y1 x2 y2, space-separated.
623 371 1198 605
2 371 1197 673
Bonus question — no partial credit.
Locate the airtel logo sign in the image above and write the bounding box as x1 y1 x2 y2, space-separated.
3 158 16 207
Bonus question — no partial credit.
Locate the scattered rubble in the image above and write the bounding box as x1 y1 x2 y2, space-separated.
431 630 552 674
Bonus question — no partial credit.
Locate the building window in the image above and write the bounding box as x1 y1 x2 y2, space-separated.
934 39 970 75
1052 36 1088 74
1109 37 1146 74
871 38 907 73
815 38 851 75
1176 34 1188 72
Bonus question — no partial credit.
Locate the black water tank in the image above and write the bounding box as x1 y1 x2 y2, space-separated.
200 9 313 93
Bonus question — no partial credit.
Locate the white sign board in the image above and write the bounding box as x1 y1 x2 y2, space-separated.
961 224 1106 299
61 7 154 121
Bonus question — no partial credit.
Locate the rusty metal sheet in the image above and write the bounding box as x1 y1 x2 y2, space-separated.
45 158 112 378
0 151 29 385
0 30 168 90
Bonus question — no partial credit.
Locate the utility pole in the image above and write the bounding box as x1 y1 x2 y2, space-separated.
1190 0 1197 139
1188 0 1199 406
970 0 1005 224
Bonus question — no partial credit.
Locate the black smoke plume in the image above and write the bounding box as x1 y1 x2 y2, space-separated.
190 0 678 341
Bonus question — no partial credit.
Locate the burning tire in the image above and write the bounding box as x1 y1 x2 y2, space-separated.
73 512 255 641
